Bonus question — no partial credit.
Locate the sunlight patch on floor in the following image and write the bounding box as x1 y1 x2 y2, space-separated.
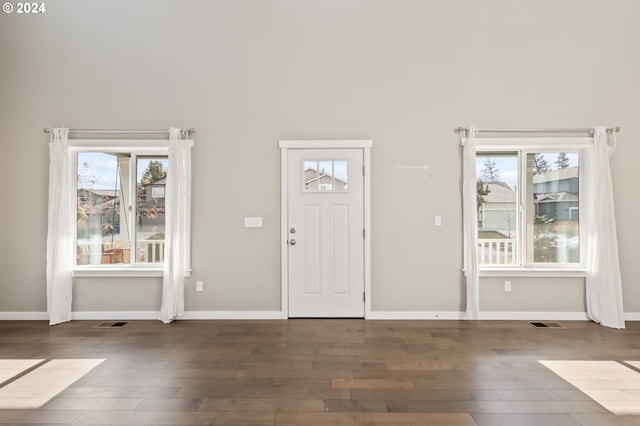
540 360 640 415
0 359 44 384
625 361 640 370
0 359 105 409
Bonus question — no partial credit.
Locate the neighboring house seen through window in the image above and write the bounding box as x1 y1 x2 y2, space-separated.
76 150 170 267
476 150 581 268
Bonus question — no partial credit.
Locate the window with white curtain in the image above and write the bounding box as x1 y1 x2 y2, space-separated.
70 140 191 273
474 138 586 269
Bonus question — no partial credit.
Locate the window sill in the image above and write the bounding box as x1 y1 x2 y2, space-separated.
479 268 586 278
72 268 192 278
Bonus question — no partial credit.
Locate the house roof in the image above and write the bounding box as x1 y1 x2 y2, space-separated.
78 188 120 198
483 182 516 203
532 166 578 184
93 189 120 197
144 177 166 185
536 192 579 202
304 168 347 185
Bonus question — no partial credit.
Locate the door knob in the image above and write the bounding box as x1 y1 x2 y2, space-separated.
290 228 296 234
289 239 297 246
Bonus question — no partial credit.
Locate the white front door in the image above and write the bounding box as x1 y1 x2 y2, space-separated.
287 148 365 317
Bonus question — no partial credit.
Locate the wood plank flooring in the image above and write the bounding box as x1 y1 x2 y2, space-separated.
0 319 639 425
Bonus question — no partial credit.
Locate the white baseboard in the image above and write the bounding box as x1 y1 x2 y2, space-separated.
368 311 640 322
72 311 159 320
179 311 283 320
624 312 640 321
1 310 639 322
480 312 640 321
0 311 283 321
0 312 49 320
366 311 465 320
478 311 590 321
72 311 284 320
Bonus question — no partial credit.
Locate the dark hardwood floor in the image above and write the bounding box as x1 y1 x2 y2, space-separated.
0 319 639 425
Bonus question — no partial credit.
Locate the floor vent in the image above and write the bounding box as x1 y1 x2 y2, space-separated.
93 321 129 328
529 322 565 329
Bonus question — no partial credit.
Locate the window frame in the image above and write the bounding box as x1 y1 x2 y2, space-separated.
474 137 590 274
69 139 192 278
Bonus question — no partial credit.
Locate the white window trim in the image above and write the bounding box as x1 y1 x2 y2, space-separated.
475 137 591 273
70 139 192 277
72 267 164 278
479 268 587 278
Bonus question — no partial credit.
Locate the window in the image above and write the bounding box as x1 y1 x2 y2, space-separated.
303 160 349 192
476 153 518 265
526 152 580 264
151 186 165 199
72 140 190 271
475 141 583 269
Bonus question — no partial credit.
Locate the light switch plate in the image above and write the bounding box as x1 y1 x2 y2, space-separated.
435 216 442 226
244 217 263 228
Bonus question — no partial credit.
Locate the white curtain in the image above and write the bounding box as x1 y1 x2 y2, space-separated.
585 126 625 329
159 128 192 323
461 127 479 319
46 128 74 325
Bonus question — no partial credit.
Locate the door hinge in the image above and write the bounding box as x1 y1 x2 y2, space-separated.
362 165 365 176
362 228 365 239
363 292 366 302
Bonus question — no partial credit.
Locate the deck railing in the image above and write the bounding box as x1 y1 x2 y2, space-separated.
136 239 165 263
478 239 516 265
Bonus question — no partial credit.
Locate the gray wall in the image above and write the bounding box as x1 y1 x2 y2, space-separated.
1 0 639 316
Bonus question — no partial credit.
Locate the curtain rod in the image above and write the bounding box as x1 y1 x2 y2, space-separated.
43 128 196 135
456 126 620 135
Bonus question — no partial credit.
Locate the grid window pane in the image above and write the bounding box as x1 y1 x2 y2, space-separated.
303 160 348 192
136 157 168 263
475 154 518 265
76 152 132 265
527 152 580 264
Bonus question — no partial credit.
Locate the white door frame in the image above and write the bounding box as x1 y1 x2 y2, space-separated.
279 140 372 319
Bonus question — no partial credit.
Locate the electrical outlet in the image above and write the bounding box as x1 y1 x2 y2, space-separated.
504 281 512 292
196 281 204 292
